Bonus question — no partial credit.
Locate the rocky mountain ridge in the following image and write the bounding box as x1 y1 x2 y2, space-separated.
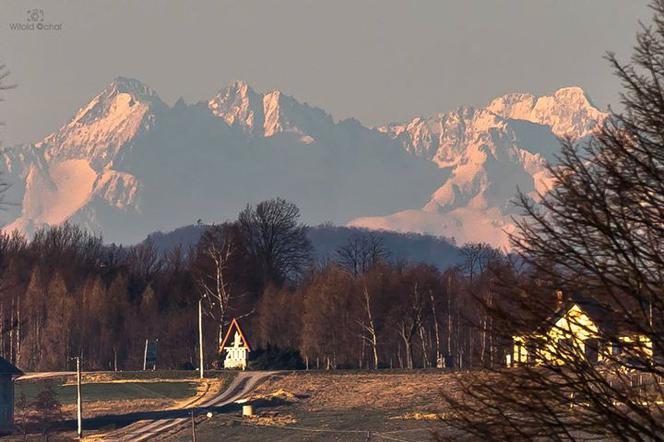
1 79 606 247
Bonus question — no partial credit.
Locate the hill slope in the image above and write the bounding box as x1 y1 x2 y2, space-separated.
144 223 463 270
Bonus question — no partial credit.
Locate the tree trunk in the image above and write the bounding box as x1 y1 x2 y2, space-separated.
360 284 379 369
480 316 487 367
454 309 461 368
468 327 474 368
487 291 494 367
399 323 414 369
359 340 364 369
0 301 4 359
9 296 14 363
418 323 430 368
430 290 442 368
405 340 413 369
16 296 20 366
489 317 494 367
447 276 453 367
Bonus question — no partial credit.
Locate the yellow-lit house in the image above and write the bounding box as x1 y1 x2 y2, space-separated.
507 291 653 367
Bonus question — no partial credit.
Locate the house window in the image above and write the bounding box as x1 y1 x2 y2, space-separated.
515 341 523 364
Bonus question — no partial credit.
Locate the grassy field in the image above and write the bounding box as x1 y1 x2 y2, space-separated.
173 407 439 442
0 370 236 441
163 370 460 442
14 370 233 405
6 370 459 441
16 380 198 405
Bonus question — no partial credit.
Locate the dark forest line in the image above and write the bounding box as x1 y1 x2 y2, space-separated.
142 223 463 270
0 198 502 372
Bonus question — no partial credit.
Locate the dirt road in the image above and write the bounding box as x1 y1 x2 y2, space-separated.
17 371 76 381
100 371 276 441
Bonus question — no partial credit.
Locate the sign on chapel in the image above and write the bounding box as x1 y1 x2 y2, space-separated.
219 319 250 369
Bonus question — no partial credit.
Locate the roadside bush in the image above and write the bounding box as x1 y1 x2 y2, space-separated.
249 345 305 370
177 361 195 370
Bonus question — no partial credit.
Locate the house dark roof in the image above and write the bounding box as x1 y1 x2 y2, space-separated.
538 291 644 337
0 357 22 376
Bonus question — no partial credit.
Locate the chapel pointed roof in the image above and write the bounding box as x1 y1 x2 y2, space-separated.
219 318 251 351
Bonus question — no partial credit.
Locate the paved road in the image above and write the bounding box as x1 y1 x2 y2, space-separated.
101 371 276 441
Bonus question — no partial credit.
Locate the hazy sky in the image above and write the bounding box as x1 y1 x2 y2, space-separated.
0 0 652 145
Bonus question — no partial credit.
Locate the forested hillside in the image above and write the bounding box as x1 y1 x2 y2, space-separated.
0 199 506 372
144 223 463 270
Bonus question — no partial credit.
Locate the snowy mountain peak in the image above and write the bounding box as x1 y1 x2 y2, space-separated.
378 105 504 166
487 86 606 139
107 76 160 99
4 79 609 249
208 80 264 132
353 87 607 248
553 86 595 104
208 81 334 141
41 77 166 171
3 77 168 235
4 77 445 243
262 89 334 141
69 77 163 127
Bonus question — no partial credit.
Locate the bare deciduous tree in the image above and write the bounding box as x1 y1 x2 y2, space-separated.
460 242 499 281
336 232 389 276
239 198 312 288
356 283 379 369
195 224 247 345
438 2 664 439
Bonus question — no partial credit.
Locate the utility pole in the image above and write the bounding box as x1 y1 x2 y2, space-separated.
143 338 149 371
75 356 83 439
199 298 204 379
191 409 197 442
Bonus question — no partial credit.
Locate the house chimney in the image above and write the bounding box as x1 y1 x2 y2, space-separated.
556 290 564 310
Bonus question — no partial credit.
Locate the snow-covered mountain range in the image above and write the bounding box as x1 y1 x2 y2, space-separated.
1 78 605 247
351 87 606 248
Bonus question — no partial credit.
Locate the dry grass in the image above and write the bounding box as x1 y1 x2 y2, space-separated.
251 371 458 412
15 373 232 422
390 411 440 421
72 377 227 418
61 398 175 417
249 387 302 402
246 411 298 426
163 371 460 442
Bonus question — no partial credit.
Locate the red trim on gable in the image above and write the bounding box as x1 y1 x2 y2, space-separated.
219 318 251 352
